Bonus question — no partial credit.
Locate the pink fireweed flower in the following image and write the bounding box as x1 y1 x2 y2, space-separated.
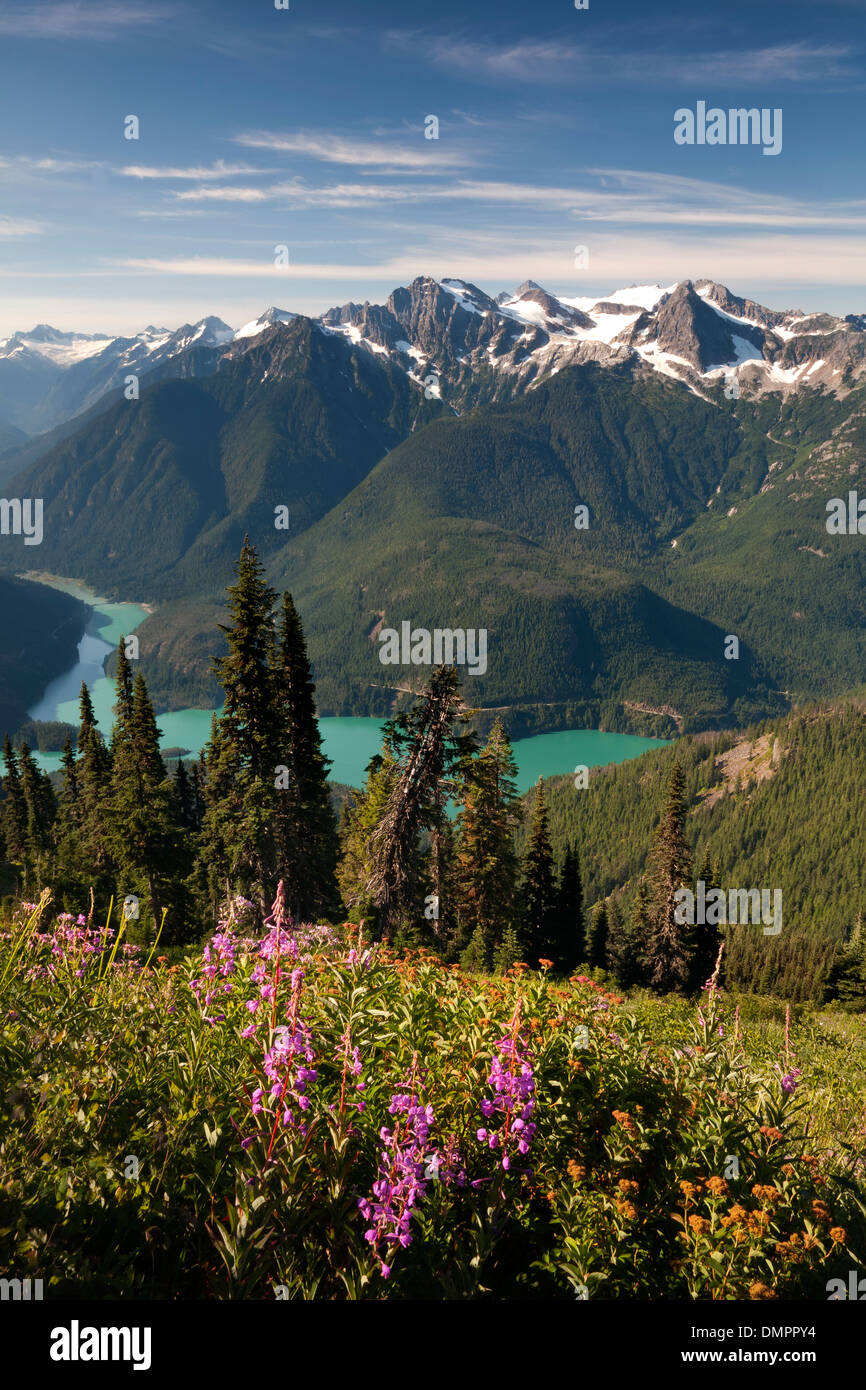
258 926 299 965
477 1004 536 1171
246 967 317 1157
337 1030 367 1118
358 1083 436 1277
346 944 374 970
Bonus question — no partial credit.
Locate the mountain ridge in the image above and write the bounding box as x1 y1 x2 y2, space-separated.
3 274 864 443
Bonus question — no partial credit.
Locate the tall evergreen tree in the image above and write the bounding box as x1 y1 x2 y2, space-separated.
630 877 653 984
271 592 341 922
54 732 87 891
824 911 866 1007
202 539 280 918
191 756 206 830
587 901 609 971
111 672 186 935
453 718 520 964
552 842 584 972
1 734 27 863
172 760 197 831
609 896 642 990
644 763 694 994
77 683 113 885
19 742 55 886
113 637 134 736
520 779 559 967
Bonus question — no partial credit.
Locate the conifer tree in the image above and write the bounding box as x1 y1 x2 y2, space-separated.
111 672 185 934
77 683 113 885
173 760 197 831
824 911 866 1007
58 733 79 819
271 592 341 922
191 756 206 829
552 842 584 972
587 901 609 971
1 734 27 863
362 667 470 940
644 763 694 994
460 923 489 974
202 539 280 917
113 637 134 735
608 897 642 989
54 732 87 891
630 878 653 984
520 779 559 967
453 717 520 962
492 924 522 976
19 742 55 886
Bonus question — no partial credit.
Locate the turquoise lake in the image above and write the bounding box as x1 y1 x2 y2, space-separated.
25 576 670 788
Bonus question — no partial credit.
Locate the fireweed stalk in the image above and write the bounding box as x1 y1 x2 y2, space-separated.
338 1028 367 1119
239 890 315 1159
253 966 317 1160
476 1001 536 1173
358 1059 436 1279
190 926 238 1024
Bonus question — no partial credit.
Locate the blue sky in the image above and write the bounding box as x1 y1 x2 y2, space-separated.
0 0 864 335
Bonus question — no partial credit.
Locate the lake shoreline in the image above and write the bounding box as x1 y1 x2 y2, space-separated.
20 572 672 788
17 570 157 617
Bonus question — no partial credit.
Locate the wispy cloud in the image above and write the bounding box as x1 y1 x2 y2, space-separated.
174 185 270 203
22 155 104 173
121 160 270 180
386 31 860 88
0 2 177 39
233 130 471 171
0 215 43 237
169 167 866 229
0 154 106 177
174 180 426 206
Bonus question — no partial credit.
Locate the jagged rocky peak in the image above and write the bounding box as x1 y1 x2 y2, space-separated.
171 316 234 348
693 279 790 331
653 280 764 371
320 298 404 352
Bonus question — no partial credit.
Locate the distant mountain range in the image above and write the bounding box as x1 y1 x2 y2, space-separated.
0 317 235 437
2 276 864 442
1 275 864 738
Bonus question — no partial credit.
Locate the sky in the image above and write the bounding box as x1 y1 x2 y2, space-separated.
0 0 864 336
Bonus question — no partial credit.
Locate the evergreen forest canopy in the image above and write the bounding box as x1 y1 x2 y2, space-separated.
1 540 862 1010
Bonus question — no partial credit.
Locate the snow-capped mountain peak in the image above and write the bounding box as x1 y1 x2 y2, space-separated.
234 307 296 341
2 275 864 441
